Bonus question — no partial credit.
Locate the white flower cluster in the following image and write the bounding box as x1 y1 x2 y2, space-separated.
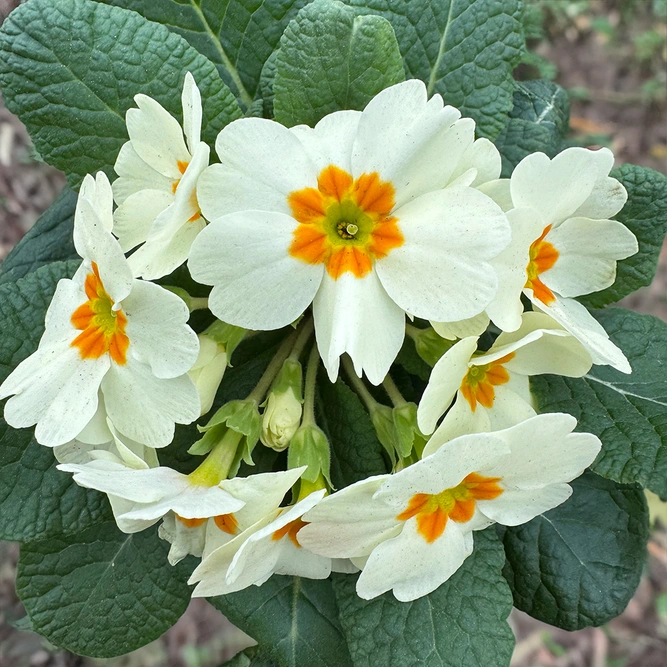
0 75 637 601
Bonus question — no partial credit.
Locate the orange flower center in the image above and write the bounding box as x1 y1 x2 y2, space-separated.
460 352 515 411
70 262 129 364
287 165 404 279
272 518 308 547
397 473 504 543
174 512 239 535
525 225 559 305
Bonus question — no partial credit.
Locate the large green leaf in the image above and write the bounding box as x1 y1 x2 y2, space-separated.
0 187 78 285
494 80 570 177
502 472 649 630
531 308 667 497
99 0 309 110
16 522 194 657
0 261 112 542
273 0 404 127
332 529 515 667
344 0 525 139
0 0 241 187
316 375 388 488
579 165 667 309
210 576 352 667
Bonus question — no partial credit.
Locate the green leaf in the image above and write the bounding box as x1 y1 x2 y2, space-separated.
273 0 404 127
316 375 388 488
332 529 515 667
0 0 242 187
0 187 78 285
210 575 352 667
344 0 525 139
579 165 667 308
99 0 309 110
0 262 112 541
494 80 570 177
16 522 194 658
502 471 649 630
531 308 667 497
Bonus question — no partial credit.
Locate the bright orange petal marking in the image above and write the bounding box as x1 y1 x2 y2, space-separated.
272 518 308 547
352 172 396 215
399 473 504 543
176 515 206 529
318 165 353 200
415 506 448 543
288 187 326 224
214 513 239 535
287 165 402 279
526 225 559 305
70 262 130 364
326 246 373 279
289 225 329 264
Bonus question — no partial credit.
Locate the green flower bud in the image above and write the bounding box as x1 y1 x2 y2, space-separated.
410 327 454 366
369 403 398 465
260 359 303 451
195 399 261 466
188 334 228 416
393 402 428 460
288 423 331 486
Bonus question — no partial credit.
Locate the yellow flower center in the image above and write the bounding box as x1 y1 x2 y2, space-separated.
397 473 504 543
525 225 559 304
460 353 515 411
287 165 404 279
70 262 129 364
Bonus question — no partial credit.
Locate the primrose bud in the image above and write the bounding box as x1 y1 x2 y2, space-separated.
188 334 228 416
393 402 428 460
195 399 261 466
260 358 303 451
411 327 454 366
369 403 398 465
288 423 331 487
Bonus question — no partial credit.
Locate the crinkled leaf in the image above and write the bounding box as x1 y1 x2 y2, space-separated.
0 262 111 541
273 0 404 127
531 308 667 497
494 80 570 177
16 522 194 657
316 374 388 488
0 187 78 285
210 576 352 667
579 165 667 308
344 0 525 139
99 0 309 110
332 529 514 667
0 0 241 187
502 471 649 630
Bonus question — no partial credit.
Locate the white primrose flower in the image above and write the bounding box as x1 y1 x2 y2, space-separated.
57 458 264 535
189 486 330 596
158 467 307 565
477 148 637 369
0 172 200 447
189 79 511 384
298 413 601 601
112 72 210 279
417 312 592 452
